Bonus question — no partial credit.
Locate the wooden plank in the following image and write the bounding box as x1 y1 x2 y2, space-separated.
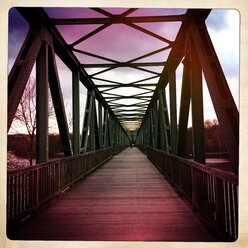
9 148 216 241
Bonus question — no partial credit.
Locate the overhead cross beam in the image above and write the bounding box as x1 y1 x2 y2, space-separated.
69 8 138 46
51 15 186 25
73 46 170 75
82 62 166 68
69 8 171 79
11 7 239 171
16 7 116 119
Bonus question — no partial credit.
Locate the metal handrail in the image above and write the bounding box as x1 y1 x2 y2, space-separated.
7 147 115 229
143 146 238 241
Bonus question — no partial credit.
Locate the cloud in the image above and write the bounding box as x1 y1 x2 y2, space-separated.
44 7 106 18
8 8 29 62
206 10 239 78
74 23 167 62
206 9 229 31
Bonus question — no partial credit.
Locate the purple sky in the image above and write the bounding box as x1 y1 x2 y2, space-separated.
8 7 239 132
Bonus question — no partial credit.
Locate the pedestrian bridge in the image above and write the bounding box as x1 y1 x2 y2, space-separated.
7 7 238 241
9 147 218 241
7 145 238 241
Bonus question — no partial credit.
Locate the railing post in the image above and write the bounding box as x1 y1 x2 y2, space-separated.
58 162 61 191
34 169 40 209
191 167 197 211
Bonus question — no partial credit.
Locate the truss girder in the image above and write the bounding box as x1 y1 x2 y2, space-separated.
9 8 239 171
8 29 44 130
81 90 98 151
36 42 49 163
158 89 170 152
191 20 239 169
177 58 191 157
103 108 110 148
48 46 72 157
8 26 73 162
16 7 116 118
72 70 80 155
190 39 205 164
135 9 238 171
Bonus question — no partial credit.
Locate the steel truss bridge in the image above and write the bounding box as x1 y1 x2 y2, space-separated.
7 7 238 241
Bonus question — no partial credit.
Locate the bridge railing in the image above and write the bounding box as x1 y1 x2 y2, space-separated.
7 147 113 229
112 145 129 155
143 146 238 241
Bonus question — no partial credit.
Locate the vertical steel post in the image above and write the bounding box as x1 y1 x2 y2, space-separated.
89 90 97 151
98 101 103 149
81 90 93 152
103 108 109 148
150 108 155 148
36 42 49 163
72 70 80 155
147 116 151 146
154 100 159 149
191 40 205 164
93 99 100 151
162 89 171 152
177 58 191 157
109 115 113 149
168 69 178 154
158 89 169 152
146 118 150 147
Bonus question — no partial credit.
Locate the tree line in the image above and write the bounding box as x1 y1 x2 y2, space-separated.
8 78 227 169
7 119 226 167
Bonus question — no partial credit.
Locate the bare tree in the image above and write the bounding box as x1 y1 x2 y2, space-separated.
10 77 55 165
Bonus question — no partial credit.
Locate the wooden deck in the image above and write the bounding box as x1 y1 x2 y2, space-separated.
10 148 217 241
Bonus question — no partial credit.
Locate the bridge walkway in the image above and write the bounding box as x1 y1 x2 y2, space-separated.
10 148 216 241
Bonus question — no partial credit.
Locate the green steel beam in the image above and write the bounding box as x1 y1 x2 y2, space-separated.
150 107 156 148
16 8 119 124
191 40 205 164
90 91 100 150
51 15 185 25
168 69 178 154
8 29 43 131
72 70 80 155
98 101 103 149
177 58 191 157
81 90 93 151
82 62 166 68
97 84 157 88
158 89 169 152
36 42 49 163
191 20 239 171
48 46 72 156
103 108 110 148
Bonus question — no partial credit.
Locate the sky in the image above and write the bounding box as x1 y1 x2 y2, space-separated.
8 7 240 134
